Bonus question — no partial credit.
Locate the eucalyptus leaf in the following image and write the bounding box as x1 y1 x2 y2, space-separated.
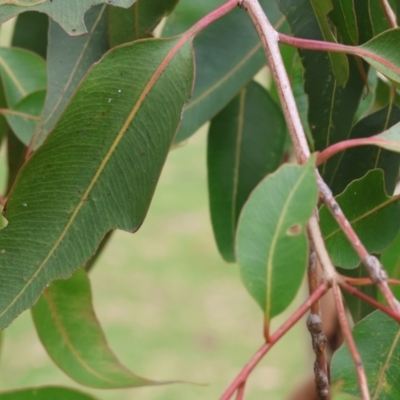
329 0 358 45
0 36 194 329
208 81 285 263
237 158 318 326
320 170 400 268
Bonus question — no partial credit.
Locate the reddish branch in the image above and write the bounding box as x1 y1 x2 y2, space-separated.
342 276 400 287
220 283 329 400
379 0 398 28
332 284 370 400
235 382 246 400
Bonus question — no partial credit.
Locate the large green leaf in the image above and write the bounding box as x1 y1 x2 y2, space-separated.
32 269 153 387
0 0 135 36
31 4 109 150
328 105 400 196
382 231 400 300
208 81 285 263
12 11 48 59
236 158 318 326
320 170 400 268
0 36 194 329
164 0 283 143
108 0 179 47
0 48 46 108
0 387 96 400
277 0 365 184
332 311 400 399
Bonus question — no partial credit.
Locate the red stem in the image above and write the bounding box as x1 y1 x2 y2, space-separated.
340 280 400 323
235 382 246 400
343 276 400 287
220 283 329 400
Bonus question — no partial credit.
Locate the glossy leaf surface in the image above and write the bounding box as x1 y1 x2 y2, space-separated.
208 82 285 263
0 387 96 400
0 48 46 108
164 0 283 142
320 170 400 268
0 0 135 36
332 311 400 399
108 0 178 47
32 269 153 387
0 36 194 329
237 158 318 325
31 4 109 150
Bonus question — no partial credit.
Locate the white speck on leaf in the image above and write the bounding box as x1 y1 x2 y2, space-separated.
108 98 112 103
22 203 27 207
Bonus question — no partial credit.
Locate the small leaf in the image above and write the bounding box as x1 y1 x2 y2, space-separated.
108 0 179 47
164 0 284 143
237 157 318 326
208 81 286 263
0 48 46 108
320 170 400 268
31 4 109 150
370 120 400 153
0 387 97 400
332 310 400 399
0 36 194 329
0 0 135 36
382 231 400 300
2 90 45 145
32 269 154 388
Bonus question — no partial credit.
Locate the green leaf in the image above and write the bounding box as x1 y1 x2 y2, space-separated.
369 0 392 36
6 131 26 193
31 4 109 150
0 387 97 400
382 231 400 300
320 170 400 268
0 0 135 36
332 310 400 399
329 0 358 45
208 81 286 263
0 36 194 329
164 0 283 143
32 269 154 387
237 158 318 325
0 48 46 108
277 0 365 183
368 120 400 153
328 105 400 196
310 0 349 86
2 90 45 146
359 29 400 85
354 0 374 44
108 0 179 47
12 11 48 59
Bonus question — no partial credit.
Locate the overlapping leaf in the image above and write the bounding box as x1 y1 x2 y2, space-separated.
332 311 400 399
30 4 109 151
108 0 178 47
32 269 154 387
208 81 285 263
0 36 194 329
0 387 96 400
236 158 318 327
164 0 283 143
320 170 400 268
0 0 135 36
329 0 358 45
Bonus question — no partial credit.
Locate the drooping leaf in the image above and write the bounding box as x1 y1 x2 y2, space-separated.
0 0 135 36
310 0 349 86
354 68 378 121
1 90 45 146
30 4 109 151
12 11 48 59
329 0 358 45
0 387 97 400
332 310 400 399
320 170 400 268
0 36 194 329
328 105 400 196
164 0 283 143
32 269 154 387
108 0 179 47
0 48 46 108
277 0 365 184
236 158 318 326
382 230 400 300
208 81 286 263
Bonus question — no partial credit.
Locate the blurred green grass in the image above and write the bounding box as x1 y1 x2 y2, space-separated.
0 129 313 399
